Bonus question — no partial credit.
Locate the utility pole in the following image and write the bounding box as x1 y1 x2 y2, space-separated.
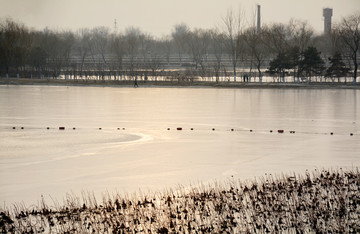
114 19 118 33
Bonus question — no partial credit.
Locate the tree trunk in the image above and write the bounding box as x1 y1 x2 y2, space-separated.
353 53 358 85
257 65 262 83
233 52 237 82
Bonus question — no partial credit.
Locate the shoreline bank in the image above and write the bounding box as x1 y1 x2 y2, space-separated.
1 78 359 89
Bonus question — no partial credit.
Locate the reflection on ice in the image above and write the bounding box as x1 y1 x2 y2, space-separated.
0 130 151 169
0 85 359 205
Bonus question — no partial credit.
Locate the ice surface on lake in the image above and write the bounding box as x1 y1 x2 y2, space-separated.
0 85 359 205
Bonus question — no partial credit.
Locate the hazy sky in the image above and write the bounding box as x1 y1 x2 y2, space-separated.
1 0 359 37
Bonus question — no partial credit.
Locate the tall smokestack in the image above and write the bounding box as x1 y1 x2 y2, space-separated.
257 5 261 33
323 8 333 34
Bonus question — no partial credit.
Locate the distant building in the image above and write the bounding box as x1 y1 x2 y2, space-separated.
323 8 333 35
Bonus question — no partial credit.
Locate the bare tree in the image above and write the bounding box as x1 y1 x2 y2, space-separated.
0 18 32 77
262 23 291 55
222 7 245 82
60 31 75 79
39 29 62 78
93 27 109 66
5 10 360 85
171 23 190 66
147 40 164 81
209 29 225 83
139 33 153 68
186 28 211 78
288 20 314 81
336 13 360 84
124 27 142 77
74 29 90 79
87 27 109 80
288 20 314 53
28 32 47 78
111 33 126 79
243 27 269 82
159 36 172 66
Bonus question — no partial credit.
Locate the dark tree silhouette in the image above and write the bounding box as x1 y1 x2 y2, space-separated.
1 12 359 84
0 18 32 77
268 52 291 82
326 52 350 83
300 46 325 82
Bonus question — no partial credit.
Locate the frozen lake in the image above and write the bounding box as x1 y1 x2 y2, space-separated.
1 85 359 206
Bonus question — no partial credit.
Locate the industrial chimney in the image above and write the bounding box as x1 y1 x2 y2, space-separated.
257 5 261 33
323 8 333 34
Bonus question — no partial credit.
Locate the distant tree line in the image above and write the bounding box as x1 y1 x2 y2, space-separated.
0 10 359 84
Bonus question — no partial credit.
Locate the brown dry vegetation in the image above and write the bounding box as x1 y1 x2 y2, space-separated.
1 168 359 233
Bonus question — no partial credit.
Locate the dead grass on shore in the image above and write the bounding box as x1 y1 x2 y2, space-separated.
1 168 359 233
